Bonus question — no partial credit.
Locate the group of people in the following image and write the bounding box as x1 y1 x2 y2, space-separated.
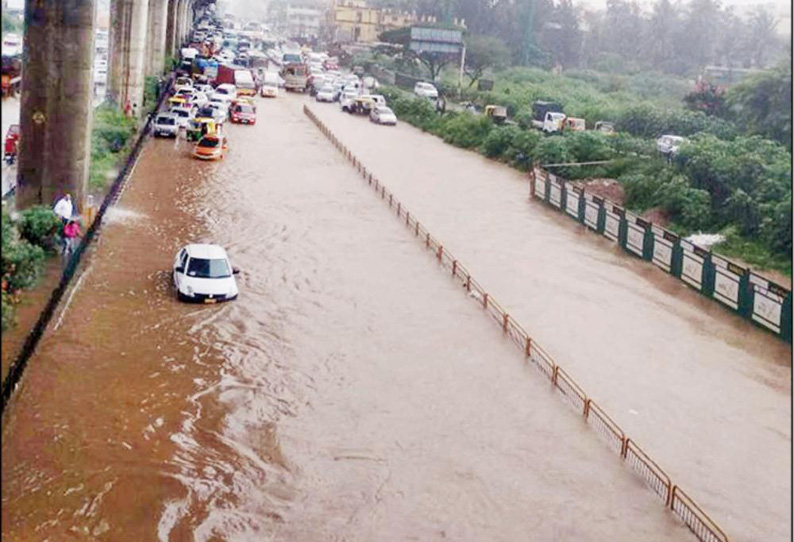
53 193 81 257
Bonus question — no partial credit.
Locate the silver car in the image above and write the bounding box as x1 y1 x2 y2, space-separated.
656 135 687 157
153 112 179 137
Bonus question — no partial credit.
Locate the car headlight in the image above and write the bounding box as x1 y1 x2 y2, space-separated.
185 285 194 296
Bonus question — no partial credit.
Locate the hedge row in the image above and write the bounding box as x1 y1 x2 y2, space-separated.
1 205 61 331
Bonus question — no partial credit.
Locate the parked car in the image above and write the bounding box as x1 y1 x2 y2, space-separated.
230 102 256 124
316 85 336 102
196 104 226 123
173 244 239 303
153 112 179 137
413 81 438 100
595 121 615 134
657 134 687 157
370 106 397 126
192 133 227 160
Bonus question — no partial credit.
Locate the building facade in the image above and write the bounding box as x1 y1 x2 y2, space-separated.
328 0 427 43
286 6 323 39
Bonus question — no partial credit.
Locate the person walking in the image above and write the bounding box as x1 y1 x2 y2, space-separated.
62 219 81 257
53 193 73 224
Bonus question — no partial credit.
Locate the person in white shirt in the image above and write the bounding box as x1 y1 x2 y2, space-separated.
53 194 73 224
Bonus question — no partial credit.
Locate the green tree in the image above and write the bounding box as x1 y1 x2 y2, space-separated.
463 35 510 87
726 64 792 150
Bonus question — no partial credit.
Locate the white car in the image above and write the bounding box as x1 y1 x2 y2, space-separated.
414 81 438 100
188 91 208 108
215 83 237 99
339 90 359 112
316 85 336 102
169 106 193 128
260 83 278 98
173 244 239 303
657 134 687 157
370 105 397 125
209 92 233 105
153 112 179 137
194 83 214 95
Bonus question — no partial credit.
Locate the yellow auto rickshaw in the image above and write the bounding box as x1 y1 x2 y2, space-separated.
168 96 188 109
186 117 219 142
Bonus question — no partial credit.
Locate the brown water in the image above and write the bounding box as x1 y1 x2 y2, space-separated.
2 94 692 540
308 102 792 542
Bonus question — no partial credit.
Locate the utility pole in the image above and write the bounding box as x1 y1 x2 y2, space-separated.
458 43 466 98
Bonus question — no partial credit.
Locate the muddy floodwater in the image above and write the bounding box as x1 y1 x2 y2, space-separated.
308 102 792 542
2 95 694 540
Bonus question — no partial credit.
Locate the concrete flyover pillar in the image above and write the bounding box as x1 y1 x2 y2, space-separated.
174 0 184 51
17 0 96 211
120 0 149 117
165 0 178 61
108 0 129 105
146 0 168 76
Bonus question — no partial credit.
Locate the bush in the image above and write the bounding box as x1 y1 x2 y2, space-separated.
2 238 45 293
482 125 522 158
17 205 61 252
440 115 493 149
1 290 14 331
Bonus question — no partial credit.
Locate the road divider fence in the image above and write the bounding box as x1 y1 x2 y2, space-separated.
304 104 730 542
530 167 791 343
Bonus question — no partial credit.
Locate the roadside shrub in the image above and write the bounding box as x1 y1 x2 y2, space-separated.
2 238 45 293
505 130 541 170
482 125 522 158
533 137 573 177
440 115 492 149
565 131 614 163
1 290 14 331
17 205 60 252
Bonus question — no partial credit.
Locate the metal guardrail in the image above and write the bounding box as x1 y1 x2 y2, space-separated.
303 104 731 542
1 78 174 414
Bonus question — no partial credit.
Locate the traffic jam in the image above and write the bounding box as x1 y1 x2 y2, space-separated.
156 14 436 303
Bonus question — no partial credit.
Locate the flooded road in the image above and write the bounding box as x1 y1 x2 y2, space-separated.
308 102 792 542
2 94 691 540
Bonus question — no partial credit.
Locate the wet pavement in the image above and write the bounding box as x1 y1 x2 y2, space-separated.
308 101 792 542
2 94 692 540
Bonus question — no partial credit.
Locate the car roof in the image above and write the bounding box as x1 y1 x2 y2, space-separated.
157 112 177 119
184 243 228 259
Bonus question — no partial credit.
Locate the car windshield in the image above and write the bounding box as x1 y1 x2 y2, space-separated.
157 116 176 125
173 109 190 118
198 137 220 148
186 257 231 278
378 108 394 115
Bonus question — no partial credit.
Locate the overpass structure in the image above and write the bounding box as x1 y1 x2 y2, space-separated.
15 0 214 212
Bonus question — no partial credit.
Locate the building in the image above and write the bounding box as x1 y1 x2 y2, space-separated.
328 0 426 44
286 5 323 39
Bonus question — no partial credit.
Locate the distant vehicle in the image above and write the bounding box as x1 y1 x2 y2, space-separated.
174 76 193 93
413 82 438 100
315 85 336 103
196 104 226 123
281 52 302 65
169 106 193 128
192 132 227 160
595 121 615 135
657 134 687 157
280 62 308 92
260 82 278 98
230 102 256 124
214 83 237 99
173 244 239 303
323 58 339 71
485 105 508 124
339 90 360 112
347 95 376 115
564 117 586 131
530 101 564 132
370 106 397 126
233 69 256 96
153 113 179 137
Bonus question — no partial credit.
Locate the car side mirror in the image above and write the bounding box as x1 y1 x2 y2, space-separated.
232 267 240 275
175 266 184 273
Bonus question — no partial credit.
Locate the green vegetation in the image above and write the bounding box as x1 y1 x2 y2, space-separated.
1 12 22 34
144 76 159 114
1 206 59 331
89 104 137 191
380 81 792 276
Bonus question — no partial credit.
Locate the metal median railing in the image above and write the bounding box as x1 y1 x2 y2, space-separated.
303 104 731 542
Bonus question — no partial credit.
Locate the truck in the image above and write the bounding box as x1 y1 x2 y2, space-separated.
280 62 308 92
531 101 565 133
234 69 256 96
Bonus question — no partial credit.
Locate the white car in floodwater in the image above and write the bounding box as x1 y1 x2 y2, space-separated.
173 244 239 303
